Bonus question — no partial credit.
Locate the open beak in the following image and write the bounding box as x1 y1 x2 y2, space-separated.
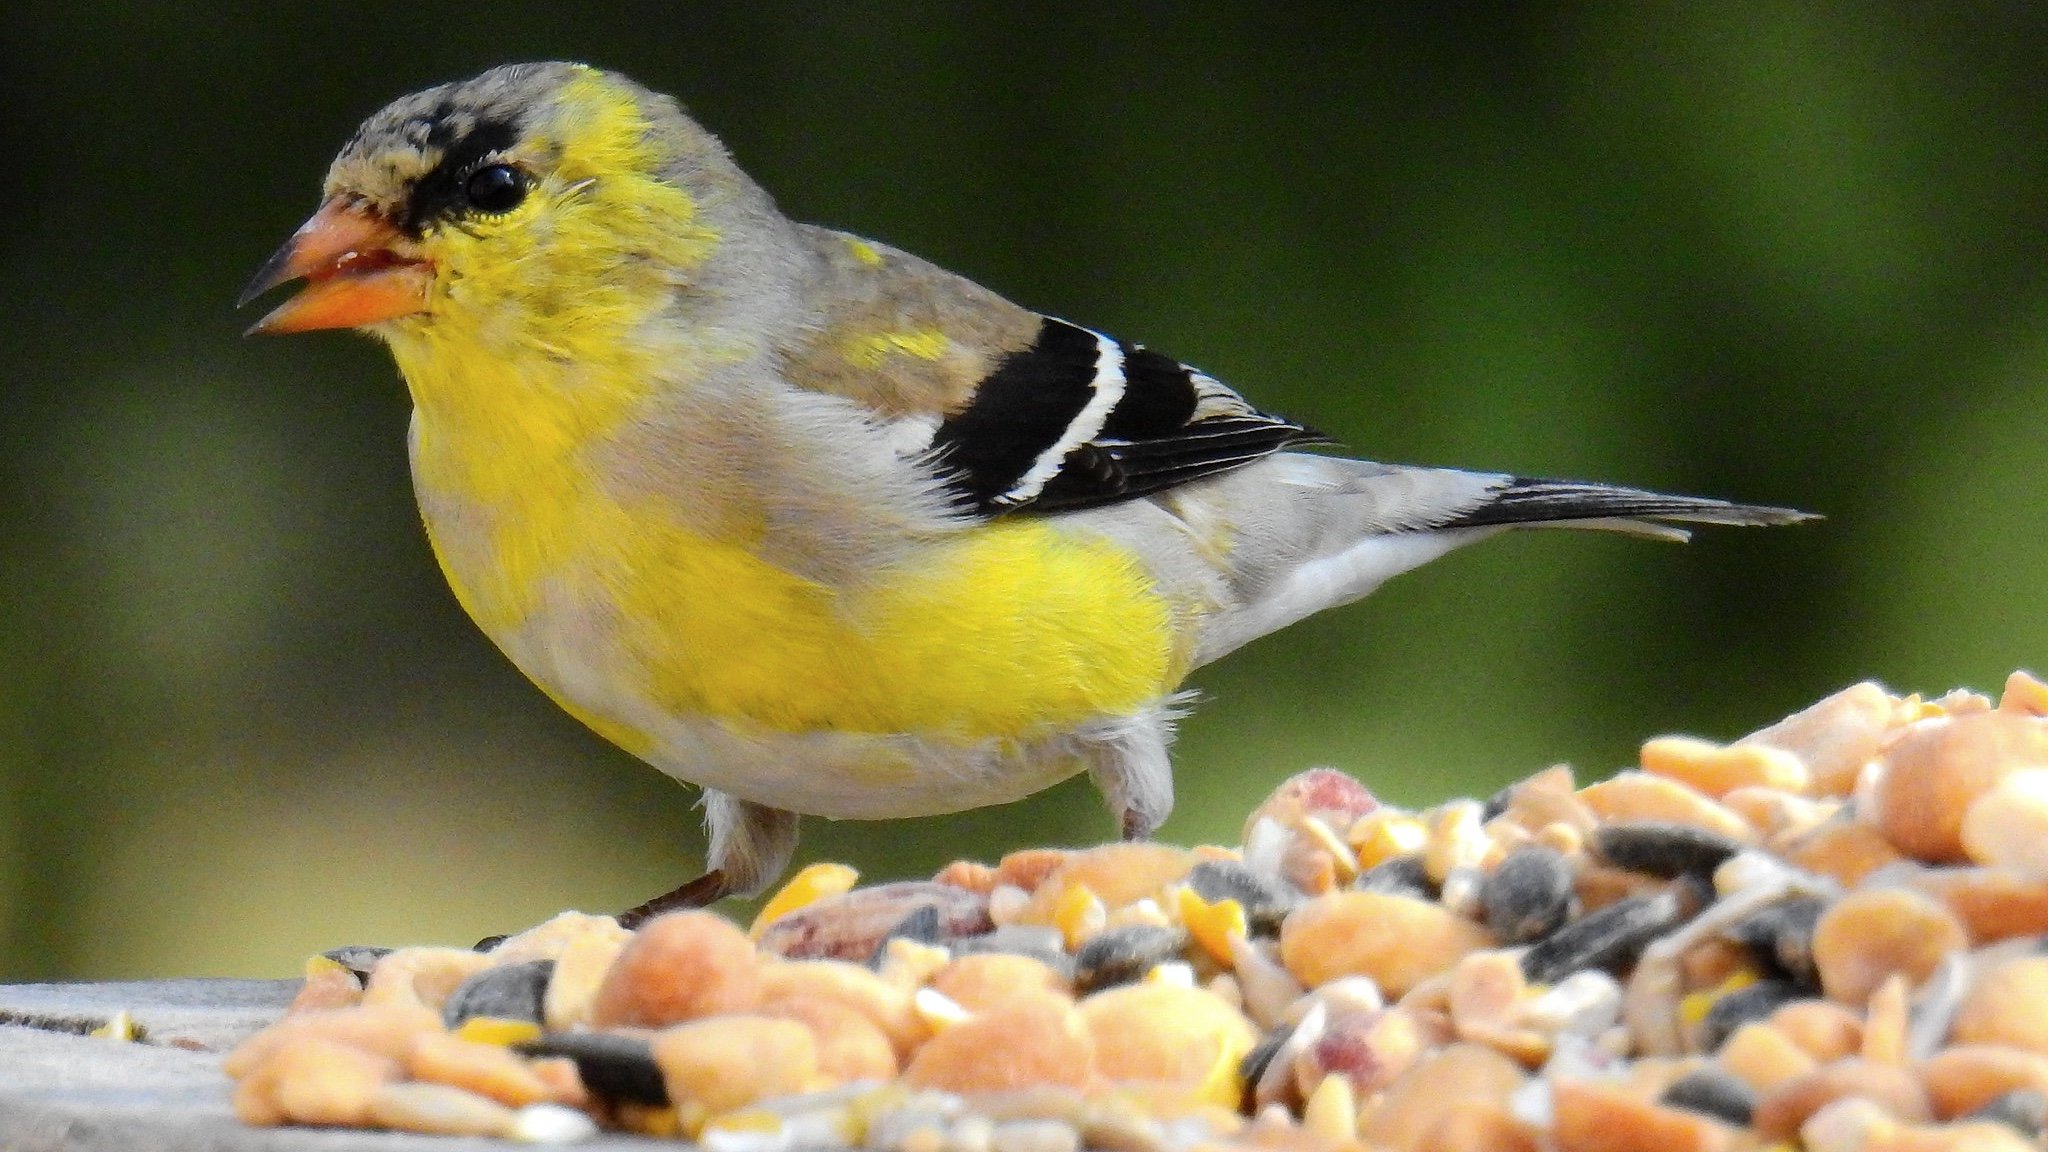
238 200 433 334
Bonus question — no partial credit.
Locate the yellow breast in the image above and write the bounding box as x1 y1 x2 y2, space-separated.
412 435 1179 745
397 335 1179 751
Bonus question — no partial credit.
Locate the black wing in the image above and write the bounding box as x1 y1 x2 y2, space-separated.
925 317 1322 516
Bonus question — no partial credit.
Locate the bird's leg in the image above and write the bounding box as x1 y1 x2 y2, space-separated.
616 871 731 929
1083 717 1176 842
617 792 799 928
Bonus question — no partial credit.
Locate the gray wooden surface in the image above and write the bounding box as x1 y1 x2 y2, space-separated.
0 979 656 1150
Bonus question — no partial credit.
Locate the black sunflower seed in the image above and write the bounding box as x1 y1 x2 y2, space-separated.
1699 978 1806 1051
442 959 553 1029
1354 854 1434 901
1592 821 1745 880
1236 1026 1292 1113
320 946 393 987
1073 924 1188 993
1187 859 1298 931
866 904 946 967
1728 896 1825 990
519 1031 666 1104
1482 845 1574 944
1660 1066 1758 1126
1521 891 1685 985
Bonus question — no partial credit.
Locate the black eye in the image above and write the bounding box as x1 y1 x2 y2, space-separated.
462 164 527 213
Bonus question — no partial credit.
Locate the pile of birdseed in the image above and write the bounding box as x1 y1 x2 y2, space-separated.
227 672 2048 1151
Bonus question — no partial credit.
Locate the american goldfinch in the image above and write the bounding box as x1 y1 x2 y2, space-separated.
242 62 1809 920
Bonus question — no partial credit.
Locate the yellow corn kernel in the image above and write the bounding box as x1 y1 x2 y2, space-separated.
1301 1072 1359 1144
749 862 859 939
1197 1021 1255 1111
304 954 353 978
1176 886 1249 969
702 1109 784 1136
1053 882 1106 950
453 1016 543 1046
1680 969 1760 1031
89 1010 138 1042
1349 811 1428 870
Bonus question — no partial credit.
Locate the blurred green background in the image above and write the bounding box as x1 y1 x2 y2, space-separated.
2 3 2042 980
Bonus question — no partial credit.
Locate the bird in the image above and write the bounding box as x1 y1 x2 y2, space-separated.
240 62 1810 923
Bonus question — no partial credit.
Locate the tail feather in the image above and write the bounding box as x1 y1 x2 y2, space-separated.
1065 454 1816 671
1431 477 1816 534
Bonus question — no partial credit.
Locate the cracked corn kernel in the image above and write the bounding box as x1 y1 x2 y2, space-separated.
751 862 861 938
1176 887 1248 968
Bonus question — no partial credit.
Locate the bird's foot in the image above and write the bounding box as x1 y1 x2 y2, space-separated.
1085 713 1176 844
617 869 730 930
1121 809 1153 841
469 870 730 949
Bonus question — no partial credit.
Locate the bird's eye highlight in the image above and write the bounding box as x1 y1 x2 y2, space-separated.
462 164 528 214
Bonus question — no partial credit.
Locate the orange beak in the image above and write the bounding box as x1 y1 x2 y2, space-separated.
239 200 433 334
